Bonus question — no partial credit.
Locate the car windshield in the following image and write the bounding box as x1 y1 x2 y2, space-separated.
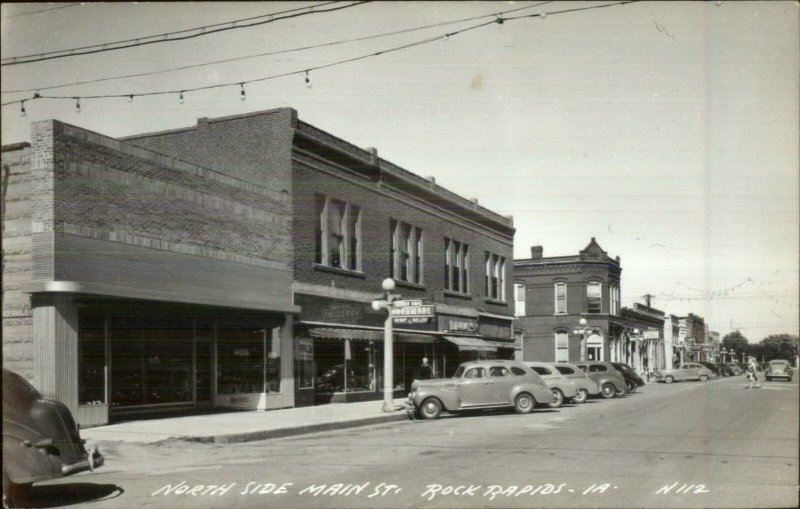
769 361 788 367
453 366 466 378
615 364 632 373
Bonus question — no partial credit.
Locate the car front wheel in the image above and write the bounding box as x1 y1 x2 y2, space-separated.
514 392 534 414
548 388 564 408
665 375 674 384
600 383 616 399
626 381 638 394
418 398 442 419
699 375 708 382
3 468 30 509
572 389 588 403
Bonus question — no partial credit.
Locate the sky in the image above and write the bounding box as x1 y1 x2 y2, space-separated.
2 1 798 341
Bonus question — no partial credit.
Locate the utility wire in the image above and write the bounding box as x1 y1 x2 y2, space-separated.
2 1 553 95
1 3 81 19
1 1 368 66
3 1 636 108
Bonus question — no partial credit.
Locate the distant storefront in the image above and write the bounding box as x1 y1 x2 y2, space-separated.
293 294 514 406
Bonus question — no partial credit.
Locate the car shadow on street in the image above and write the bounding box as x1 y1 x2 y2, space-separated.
15 482 124 508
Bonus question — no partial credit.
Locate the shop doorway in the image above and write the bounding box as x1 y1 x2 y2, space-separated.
195 339 212 407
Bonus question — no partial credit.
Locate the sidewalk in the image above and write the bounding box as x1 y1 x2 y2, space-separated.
80 398 408 445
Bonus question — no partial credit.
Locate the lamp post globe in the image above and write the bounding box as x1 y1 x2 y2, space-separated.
381 278 396 292
579 318 587 327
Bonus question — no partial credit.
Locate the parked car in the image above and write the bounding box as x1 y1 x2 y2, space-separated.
523 362 579 408
765 360 793 382
574 362 627 399
697 362 721 379
3 369 104 508
406 360 554 419
717 364 733 377
551 362 600 403
610 362 646 393
655 362 713 383
725 363 744 376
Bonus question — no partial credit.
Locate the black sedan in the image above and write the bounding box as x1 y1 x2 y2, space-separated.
3 369 104 508
610 362 646 393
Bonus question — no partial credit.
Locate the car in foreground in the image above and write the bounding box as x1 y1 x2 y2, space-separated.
574 362 627 399
406 360 554 419
765 360 793 382
524 362 579 408
3 369 104 508
716 364 733 377
655 362 713 383
551 362 600 403
610 362 646 393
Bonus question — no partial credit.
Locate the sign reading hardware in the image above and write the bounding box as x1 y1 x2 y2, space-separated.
392 300 436 324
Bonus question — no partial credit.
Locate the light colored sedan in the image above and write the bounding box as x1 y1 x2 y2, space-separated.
406 360 554 419
656 362 713 383
524 362 579 408
552 362 601 403
766 360 793 382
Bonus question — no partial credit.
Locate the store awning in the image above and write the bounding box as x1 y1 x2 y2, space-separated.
308 328 435 344
482 339 517 350
443 336 497 352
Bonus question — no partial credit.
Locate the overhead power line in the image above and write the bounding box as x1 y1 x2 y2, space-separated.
3 1 638 109
1 3 81 19
2 1 554 95
1 1 369 66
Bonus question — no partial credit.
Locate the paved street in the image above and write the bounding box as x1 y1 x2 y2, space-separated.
26 375 799 509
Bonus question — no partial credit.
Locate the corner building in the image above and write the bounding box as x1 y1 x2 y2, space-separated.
2 108 515 424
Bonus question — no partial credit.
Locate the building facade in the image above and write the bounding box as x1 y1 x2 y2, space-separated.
513 239 624 363
619 303 667 376
2 108 516 425
679 313 707 362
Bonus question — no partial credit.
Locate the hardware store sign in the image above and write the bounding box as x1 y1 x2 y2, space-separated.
392 300 435 325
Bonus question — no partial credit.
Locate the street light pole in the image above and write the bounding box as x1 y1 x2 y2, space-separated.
372 278 404 413
579 318 588 362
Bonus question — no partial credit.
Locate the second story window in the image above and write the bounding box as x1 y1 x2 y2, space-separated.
514 283 525 317
485 252 506 301
315 194 361 271
587 282 602 313
554 282 567 314
444 237 469 293
391 220 423 284
610 285 620 315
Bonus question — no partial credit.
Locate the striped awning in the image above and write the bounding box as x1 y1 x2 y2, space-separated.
443 336 497 352
482 339 517 349
308 328 435 344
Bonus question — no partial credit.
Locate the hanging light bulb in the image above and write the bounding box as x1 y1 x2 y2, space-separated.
20 101 27 117
240 83 247 101
75 98 81 113
178 91 185 104
128 94 134 103
305 71 312 89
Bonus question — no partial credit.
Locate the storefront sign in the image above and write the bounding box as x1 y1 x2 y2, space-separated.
295 337 313 361
295 294 382 327
440 316 478 334
643 330 660 340
392 300 435 325
478 322 512 340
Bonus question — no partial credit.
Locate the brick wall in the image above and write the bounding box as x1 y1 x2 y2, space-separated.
2 144 34 378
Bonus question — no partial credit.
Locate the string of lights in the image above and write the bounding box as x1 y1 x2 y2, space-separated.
1 1 367 66
3 0 637 111
2 1 554 95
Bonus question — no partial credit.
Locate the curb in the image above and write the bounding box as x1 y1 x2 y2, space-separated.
179 412 410 444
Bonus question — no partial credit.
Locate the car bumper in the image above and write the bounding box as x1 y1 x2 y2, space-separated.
61 446 104 476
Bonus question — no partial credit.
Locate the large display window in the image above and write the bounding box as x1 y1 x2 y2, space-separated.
217 322 282 394
314 340 377 393
78 316 106 405
109 317 193 407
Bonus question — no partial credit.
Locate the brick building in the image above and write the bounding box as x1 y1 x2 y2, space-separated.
513 239 623 363
2 108 516 424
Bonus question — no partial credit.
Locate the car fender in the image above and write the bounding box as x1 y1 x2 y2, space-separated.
413 386 460 411
509 383 550 405
3 425 60 484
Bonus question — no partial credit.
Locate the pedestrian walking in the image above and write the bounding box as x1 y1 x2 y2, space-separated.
746 356 761 389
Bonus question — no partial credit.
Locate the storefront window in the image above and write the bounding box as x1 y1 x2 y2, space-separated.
78 316 106 405
218 326 265 394
109 317 193 407
314 340 377 393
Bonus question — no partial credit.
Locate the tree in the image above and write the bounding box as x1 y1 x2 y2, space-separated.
758 334 799 362
721 330 749 360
